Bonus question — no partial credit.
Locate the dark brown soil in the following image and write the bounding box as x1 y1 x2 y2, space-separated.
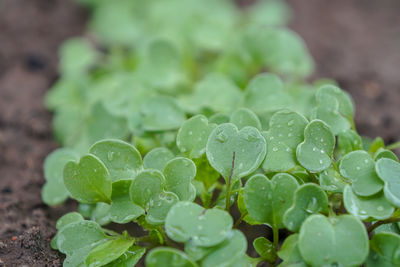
0 0 399 266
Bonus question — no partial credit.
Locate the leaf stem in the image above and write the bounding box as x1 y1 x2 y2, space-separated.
225 152 236 212
386 141 400 150
367 217 400 233
272 226 279 267
233 211 247 228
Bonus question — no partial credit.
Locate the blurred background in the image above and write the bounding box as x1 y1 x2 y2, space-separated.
0 0 399 265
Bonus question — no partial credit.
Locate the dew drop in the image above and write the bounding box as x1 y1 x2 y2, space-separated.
319 160 323 164
188 131 193 136
313 147 317 152
272 147 278 152
287 120 294 126
216 132 227 143
107 151 114 161
288 133 292 137
377 206 384 212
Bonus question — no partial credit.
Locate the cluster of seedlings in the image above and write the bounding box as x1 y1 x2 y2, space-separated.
42 0 400 266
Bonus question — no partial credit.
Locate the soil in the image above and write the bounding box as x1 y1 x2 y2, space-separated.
0 0 399 266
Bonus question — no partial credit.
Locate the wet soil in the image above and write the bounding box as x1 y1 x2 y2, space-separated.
0 0 399 265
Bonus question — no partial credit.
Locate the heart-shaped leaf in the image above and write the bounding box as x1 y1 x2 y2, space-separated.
201 230 247 267
376 158 400 208
296 120 335 172
262 110 308 172
63 154 112 204
298 214 369 267
109 180 144 224
176 115 217 159
367 232 400 266
146 247 197 267
209 113 230 125
42 148 79 205
130 170 178 224
313 85 354 135
85 238 134 267
206 123 266 182
343 185 394 220
143 147 174 172
230 108 262 130
165 201 233 247
339 150 383 196
163 157 196 201
283 183 329 232
242 73 291 114
244 173 299 228
89 139 142 181
140 95 186 131
51 212 85 250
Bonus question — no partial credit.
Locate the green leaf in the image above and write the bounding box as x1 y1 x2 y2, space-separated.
376 158 400 208
283 183 329 232
59 38 98 77
63 154 112 204
109 180 144 224
130 170 178 224
313 85 354 135
296 120 335 172
343 185 394 220
244 173 299 228
89 139 143 181
369 137 385 154
165 201 233 247
57 220 107 256
103 246 146 267
339 150 383 196
209 113 230 125
85 238 134 267
51 212 85 250
298 214 369 267
91 202 111 226
201 230 247 267
242 73 291 114
253 237 276 263
319 167 347 193
42 148 79 205
374 148 399 162
206 123 266 182
146 247 198 267
176 115 217 159
140 95 186 131
143 147 174 172
181 73 242 114
262 110 308 172
337 129 363 155
193 155 220 191
367 232 400 267
230 108 262 130
163 157 196 201
237 188 263 225
278 234 307 267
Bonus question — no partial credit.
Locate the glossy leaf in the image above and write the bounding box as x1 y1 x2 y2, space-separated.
85 238 134 267
244 173 299 228
343 185 394 220
298 214 368 267
253 237 276 263
146 247 197 267
262 110 308 172
340 150 383 196
283 183 329 232
63 154 112 204
278 234 307 267
296 120 335 172
367 232 400 267
143 147 174 172
206 123 266 182
89 139 142 181
376 158 400 208
165 201 233 247
230 108 262 130
103 246 146 267
163 157 196 201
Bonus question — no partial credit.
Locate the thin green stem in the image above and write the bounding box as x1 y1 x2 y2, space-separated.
272 226 279 267
233 211 247 228
367 217 400 234
225 152 236 212
387 141 400 150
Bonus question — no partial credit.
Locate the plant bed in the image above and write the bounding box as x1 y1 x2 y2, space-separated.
0 0 399 266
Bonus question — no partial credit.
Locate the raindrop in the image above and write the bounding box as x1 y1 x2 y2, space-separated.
313 147 317 152
216 132 227 143
107 151 115 161
377 206 384 212
272 147 278 152
288 120 294 126
188 131 193 136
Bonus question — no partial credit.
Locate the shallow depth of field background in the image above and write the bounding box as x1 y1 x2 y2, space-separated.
0 0 399 265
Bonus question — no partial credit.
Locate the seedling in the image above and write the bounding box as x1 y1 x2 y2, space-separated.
41 0 400 266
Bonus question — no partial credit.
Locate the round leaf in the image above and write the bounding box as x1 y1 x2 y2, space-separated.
146 247 197 267
163 157 196 201
367 232 400 266
85 238 134 267
376 158 400 208
230 108 262 130
143 147 174 172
